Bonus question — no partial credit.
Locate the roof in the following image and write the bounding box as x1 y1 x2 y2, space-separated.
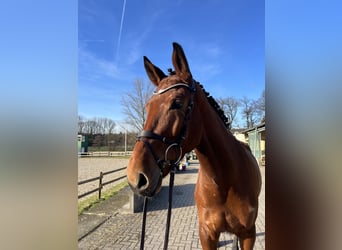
242 122 265 133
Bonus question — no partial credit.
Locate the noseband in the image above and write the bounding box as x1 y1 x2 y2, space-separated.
136 130 183 175
136 80 196 250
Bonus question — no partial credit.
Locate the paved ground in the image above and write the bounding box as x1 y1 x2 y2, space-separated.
78 161 265 249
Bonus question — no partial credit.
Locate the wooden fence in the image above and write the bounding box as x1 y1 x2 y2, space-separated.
78 151 133 157
78 166 127 200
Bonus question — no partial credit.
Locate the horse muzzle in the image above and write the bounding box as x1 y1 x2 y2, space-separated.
127 169 162 197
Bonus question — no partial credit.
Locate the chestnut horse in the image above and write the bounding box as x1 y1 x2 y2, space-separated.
126 43 262 250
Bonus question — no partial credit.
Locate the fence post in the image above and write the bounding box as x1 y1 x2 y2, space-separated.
99 171 103 199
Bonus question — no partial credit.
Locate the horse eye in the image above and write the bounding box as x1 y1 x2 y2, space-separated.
170 100 183 110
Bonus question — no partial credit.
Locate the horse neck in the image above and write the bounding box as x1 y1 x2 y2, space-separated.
194 90 239 180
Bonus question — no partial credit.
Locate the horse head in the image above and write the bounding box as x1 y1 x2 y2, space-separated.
126 43 202 197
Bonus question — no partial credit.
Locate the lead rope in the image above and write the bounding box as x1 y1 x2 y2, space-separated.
139 163 177 250
163 164 176 250
140 196 148 250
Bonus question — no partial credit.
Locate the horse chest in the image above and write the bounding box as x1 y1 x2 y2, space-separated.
195 181 228 229
195 182 256 234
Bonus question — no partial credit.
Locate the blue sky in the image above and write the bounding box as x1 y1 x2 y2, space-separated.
78 0 264 126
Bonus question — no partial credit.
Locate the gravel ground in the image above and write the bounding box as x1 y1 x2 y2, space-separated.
78 157 129 200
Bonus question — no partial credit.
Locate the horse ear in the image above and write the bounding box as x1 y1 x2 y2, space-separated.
143 56 166 86
172 42 192 82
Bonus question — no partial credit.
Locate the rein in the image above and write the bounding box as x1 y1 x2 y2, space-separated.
140 162 177 250
137 81 196 250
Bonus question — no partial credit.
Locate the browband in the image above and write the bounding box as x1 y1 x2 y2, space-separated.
153 81 196 95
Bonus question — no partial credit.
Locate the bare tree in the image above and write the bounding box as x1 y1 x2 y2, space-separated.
216 97 240 128
240 96 259 128
78 115 85 134
95 117 116 134
121 78 153 132
78 116 116 135
83 119 96 134
255 89 265 123
104 118 116 134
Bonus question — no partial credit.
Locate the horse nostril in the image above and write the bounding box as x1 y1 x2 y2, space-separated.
137 173 148 189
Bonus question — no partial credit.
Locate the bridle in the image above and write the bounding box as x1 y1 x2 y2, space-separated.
136 80 196 176
136 80 196 250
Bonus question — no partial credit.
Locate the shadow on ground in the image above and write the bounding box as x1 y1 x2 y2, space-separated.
146 183 196 211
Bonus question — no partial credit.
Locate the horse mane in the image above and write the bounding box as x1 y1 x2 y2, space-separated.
196 81 231 130
167 69 230 130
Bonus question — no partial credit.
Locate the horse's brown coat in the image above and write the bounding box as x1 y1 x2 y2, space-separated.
126 43 261 250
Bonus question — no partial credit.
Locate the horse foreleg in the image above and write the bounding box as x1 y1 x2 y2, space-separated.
198 222 219 250
238 225 256 250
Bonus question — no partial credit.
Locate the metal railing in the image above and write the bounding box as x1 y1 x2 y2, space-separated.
78 166 127 200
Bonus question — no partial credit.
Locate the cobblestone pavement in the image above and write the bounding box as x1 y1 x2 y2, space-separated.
78 162 265 249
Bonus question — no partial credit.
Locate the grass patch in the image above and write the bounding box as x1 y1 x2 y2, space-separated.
78 181 128 215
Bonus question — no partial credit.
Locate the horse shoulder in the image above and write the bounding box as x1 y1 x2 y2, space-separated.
235 138 262 195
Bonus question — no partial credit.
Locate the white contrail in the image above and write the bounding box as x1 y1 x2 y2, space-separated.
115 0 127 64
